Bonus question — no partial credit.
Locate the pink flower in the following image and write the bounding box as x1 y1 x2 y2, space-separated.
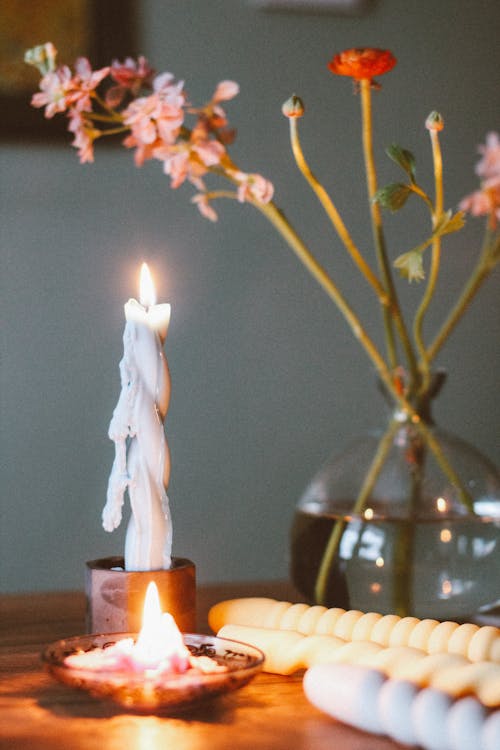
152 117 227 190
122 73 186 161
459 180 500 227
192 193 218 222
31 58 109 118
460 132 500 228
110 55 154 93
189 80 239 143
107 56 155 108
475 132 500 181
231 170 274 204
31 65 74 118
212 80 240 103
68 110 100 163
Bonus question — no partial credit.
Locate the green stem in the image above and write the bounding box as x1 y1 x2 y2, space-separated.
256 200 390 373
360 80 419 386
86 112 125 124
288 118 389 306
92 92 124 120
95 126 130 137
427 230 500 362
208 187 475 514
414 128 444 393
253 199 473 512
314 418 400 605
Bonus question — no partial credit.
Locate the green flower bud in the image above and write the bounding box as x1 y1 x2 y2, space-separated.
426 111 444 131
282 94 305 119
24 43 57 75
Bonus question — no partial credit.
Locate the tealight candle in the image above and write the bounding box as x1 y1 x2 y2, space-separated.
102 263 172 571
44 582 264 710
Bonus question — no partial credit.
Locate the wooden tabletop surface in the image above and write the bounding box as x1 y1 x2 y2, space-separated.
0 581 408 750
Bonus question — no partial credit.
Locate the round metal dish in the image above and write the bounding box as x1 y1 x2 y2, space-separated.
42 632 264 711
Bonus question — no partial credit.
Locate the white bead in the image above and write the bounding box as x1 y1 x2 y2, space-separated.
378 678 419 746
481 710 500 750
411 688 452 750
303 663 385 734
446 697 486 750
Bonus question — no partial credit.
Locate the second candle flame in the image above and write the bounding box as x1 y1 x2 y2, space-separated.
139 262 157 308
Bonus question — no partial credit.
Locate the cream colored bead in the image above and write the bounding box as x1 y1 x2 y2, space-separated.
315 607 346 634
408 618 440 651
447 623 480 658
351 612 383 641
365 646 426 676
280 603 311 631
266 600 295 628
208 597 275 632
330 640 383 665
333 610 364 640
297 605 328 634
428 621 460 654
388 617 420 647
468 626 500 663
392 652 467 687
431 662 500 707
370 615 401 646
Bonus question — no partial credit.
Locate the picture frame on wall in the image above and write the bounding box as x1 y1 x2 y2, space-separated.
0 0 136 141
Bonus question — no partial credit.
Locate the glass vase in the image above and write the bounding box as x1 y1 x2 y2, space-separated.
290 378 500 620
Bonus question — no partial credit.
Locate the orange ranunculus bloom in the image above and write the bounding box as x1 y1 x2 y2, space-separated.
328 48 397 80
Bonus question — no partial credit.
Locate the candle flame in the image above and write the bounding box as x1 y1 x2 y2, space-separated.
139 262 157 307
134 582 190 670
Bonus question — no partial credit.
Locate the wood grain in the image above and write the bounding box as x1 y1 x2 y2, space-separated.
0 582 403 750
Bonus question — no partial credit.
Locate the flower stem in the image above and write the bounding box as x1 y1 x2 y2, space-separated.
414 128 444 393
427 229 500 362
256 200 389 372
314 417 400 605
288 118 389 306
360 80 419 386
253 198 474 513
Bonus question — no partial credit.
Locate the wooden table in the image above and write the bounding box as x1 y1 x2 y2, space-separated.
0 581 407 750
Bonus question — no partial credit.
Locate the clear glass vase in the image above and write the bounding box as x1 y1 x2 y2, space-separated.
290 378 500 620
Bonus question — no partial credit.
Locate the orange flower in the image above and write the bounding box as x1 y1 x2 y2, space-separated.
328 48 396 80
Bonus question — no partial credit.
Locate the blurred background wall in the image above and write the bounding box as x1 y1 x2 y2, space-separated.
1 0 499 592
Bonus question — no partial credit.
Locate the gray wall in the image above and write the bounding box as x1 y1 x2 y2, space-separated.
1 0 499 592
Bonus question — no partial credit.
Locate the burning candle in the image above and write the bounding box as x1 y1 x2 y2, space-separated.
64 582 224 677
102 263 172 571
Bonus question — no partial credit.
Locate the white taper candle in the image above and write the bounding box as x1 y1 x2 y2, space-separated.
102 263 172 570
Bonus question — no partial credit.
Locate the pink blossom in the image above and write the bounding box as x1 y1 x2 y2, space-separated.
153 118 227 190
475 132 500 181
231 170 274 204
189 81 239 143
110 55 154 93
192 193 218 222
154 143 207 190
460 132 500 228
31 58 109 118
31 66 74 118
459 180 500 227
122 73 186 162
68 110 100 163
212 80 239 103
122 133 158 167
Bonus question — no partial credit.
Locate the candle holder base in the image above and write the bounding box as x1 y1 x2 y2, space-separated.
85 556 196 634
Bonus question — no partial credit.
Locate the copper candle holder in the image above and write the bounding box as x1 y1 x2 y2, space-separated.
85 556 196 634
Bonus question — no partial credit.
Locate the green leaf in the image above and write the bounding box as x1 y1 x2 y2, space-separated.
394 249 425 282
433 209 466 237
373 183 412 212
386 144 416 182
